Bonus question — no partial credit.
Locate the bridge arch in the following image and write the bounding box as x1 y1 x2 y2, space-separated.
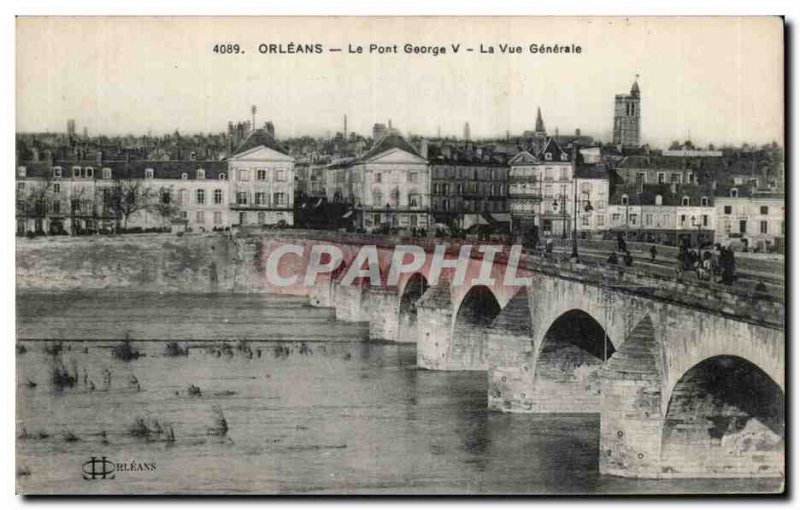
530 309 615 413
450 284 503 370
660 355 784 478
396 272 429 342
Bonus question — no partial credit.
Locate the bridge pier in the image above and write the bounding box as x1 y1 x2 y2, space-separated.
416 282 454 370
599 317 664 477
334 282 369 322
309 274 334 308
366 286 401 341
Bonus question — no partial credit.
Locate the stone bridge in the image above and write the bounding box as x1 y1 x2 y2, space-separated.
266 234 784 480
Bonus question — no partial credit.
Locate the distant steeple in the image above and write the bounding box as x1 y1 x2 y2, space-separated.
630 74 641 98
535 107 546 135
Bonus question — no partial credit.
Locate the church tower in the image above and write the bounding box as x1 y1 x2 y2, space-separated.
613 78 641 148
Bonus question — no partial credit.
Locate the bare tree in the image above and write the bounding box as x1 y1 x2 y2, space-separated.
109 178 154 231
152 187 181 229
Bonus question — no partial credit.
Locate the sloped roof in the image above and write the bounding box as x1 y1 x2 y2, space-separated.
538 137 570 162
18 160 227 180
232 129 289 156
574 163 611 180
360 132 424 162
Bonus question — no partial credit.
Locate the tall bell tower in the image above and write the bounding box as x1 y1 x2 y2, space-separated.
613 77 641 148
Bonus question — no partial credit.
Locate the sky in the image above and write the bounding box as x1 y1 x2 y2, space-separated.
16 16 784 148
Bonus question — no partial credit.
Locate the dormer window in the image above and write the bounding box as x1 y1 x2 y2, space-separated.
545 153 553 161
700 196 709 207
85 167 94 178
53 167 62 179
560 153 568 161
196 169 205 180
621 194 629 206
681 196 690 206
72 166 81 178
219 172 226 180
17 166 26 177
102 168 112 179
730 188 739 198
655 194 663 206
145 168 154 179
181 172 188 180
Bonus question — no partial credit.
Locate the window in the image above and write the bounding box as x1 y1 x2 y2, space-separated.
274 193 286 207
238 169 250 181
544 168 553 181
52 201 60 214
655 194 663 206
700 196 709 207
53 183 61 193
680 214 686 225
236 192 248 205
560 153 568 161
86 167 94 178
196 189 205 204
760 206 769 215
739 220 747 234
145 168 154 179
72 166 81 178
657 172 665 184
161 189 171 204
177 189 187 205
645 213 653 226
703 215 709 227
724 205 732 215
102 168 112 179
219 173 226 180
545 153 553 161
257 169 267 181
196 211 205 224
17 182 24 190
17 167 26 177
181 172 188 180
276 169 286 182
760 221 768 234
581 215 589 226
213 189 223 204
255 192 266 205
681 196 690 206
596 215 605 226
180 211 188 219
408 172 418 183
621 194 629 206
670 173 680 183
612 213 621 223
559 167 568 181
197 169 205 180
213 211 222 225
258 212 266 224
629 214 638 226
373 191 383 206
730 188 738 198
409 193 420 208
374 172 382 183
53 167 62 179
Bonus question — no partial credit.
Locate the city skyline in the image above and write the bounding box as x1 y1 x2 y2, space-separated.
17 17 783 147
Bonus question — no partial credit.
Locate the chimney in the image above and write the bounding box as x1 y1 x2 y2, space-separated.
419 139 429 159
96 150 103 165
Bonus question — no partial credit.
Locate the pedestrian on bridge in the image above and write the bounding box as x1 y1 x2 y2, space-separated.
649 245 657 261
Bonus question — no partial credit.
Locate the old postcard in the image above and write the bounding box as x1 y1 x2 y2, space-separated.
15 16 785 495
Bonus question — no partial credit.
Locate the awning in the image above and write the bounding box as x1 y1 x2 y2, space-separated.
314 198 323 208
490 213 512 223
342 210 353 219
462 214 489 230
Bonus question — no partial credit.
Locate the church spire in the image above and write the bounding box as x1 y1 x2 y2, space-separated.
535 107 546 135
630 74 641 97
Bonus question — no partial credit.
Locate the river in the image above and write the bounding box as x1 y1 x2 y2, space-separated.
15 292 781 494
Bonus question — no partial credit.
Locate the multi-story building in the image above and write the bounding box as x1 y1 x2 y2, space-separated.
328 132 430 231
613 79 641 148
508 137 576 238
429 152 509 230
227 129 296 226
15 128 295 234
714 192 785 252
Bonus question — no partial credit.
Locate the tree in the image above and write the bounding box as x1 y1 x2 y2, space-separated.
109 178 154 230
152 187 181 229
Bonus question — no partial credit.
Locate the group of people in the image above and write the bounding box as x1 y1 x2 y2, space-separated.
677 244 736 285
606 250 634 266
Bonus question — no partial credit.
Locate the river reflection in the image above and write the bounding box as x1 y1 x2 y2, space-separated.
16 294 782 495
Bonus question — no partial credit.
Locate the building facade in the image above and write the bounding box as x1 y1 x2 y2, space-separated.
714 193 785 252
